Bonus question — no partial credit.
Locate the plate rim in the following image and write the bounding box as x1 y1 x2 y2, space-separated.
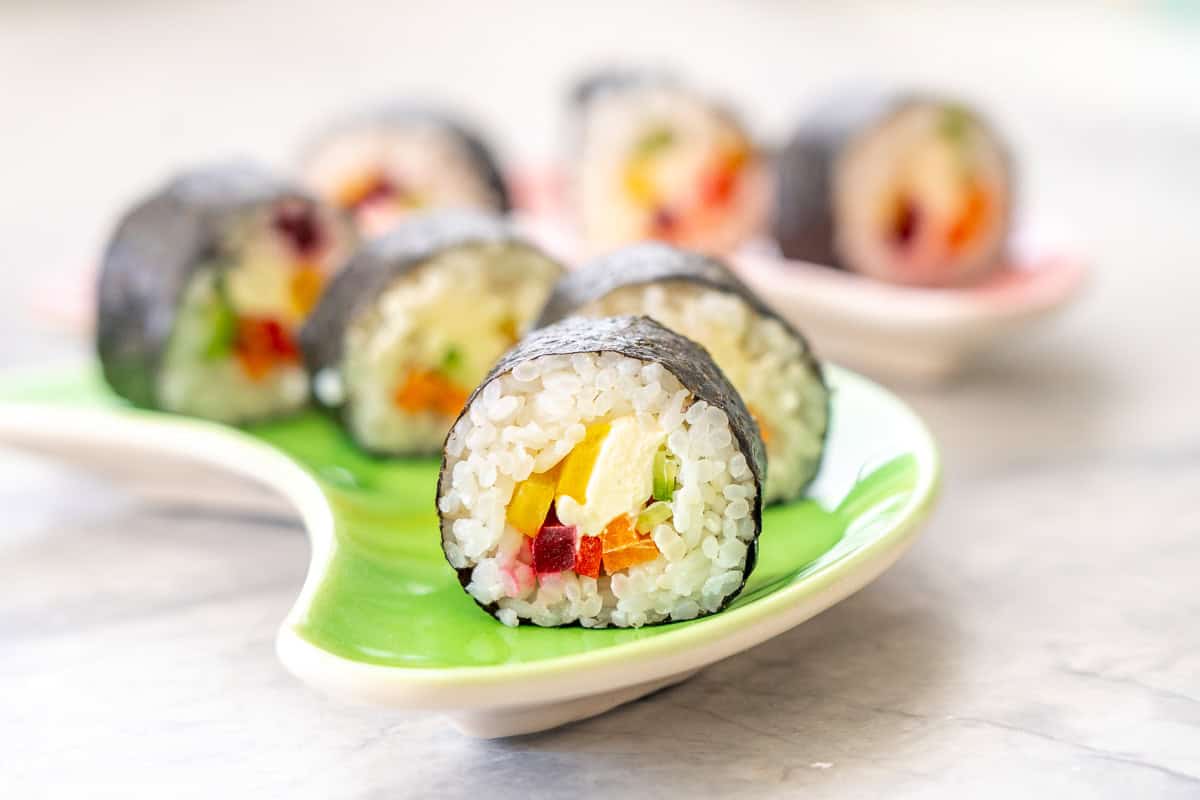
734 250 1089 329
0 363 939 711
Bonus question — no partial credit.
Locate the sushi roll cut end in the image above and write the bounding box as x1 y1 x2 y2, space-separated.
97 164 354 423
537 243 828 505
302 211 563 456
775 94 1012 286
438 315 765 629
302 108 509 238
574 78 767 255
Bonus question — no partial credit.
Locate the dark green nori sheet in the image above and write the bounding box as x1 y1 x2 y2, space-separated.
772 89 1012 268
437 314 767 626
95 162 329 409
302 105 510 213
535 242 829 503
299 209 562 390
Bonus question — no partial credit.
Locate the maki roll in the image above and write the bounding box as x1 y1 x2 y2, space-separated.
300 106 509 238
536 243 828 505
773 91 1013 286
301 210 563 455
438 316 765 628
571 71 767 255
97 163 354 423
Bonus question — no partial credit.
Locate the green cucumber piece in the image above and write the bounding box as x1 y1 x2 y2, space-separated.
441 345 464 372
635 126 675 156
636 501 673 534
202 276 238 360
939 106 970 143
652 447 678 502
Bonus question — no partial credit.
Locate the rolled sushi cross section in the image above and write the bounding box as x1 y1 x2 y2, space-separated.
537 243 828 506
301 211 563 456
438 316 765 628
97 163 354 423
573 74 766 255
301 107 509 238
774 92 1012 286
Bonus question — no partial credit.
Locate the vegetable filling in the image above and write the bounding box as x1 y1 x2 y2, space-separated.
620 123 753 244
193 200 337 383
880 107 997 261
504 417 685 587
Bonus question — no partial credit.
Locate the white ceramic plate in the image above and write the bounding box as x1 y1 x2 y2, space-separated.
0 364 938 737
734 244 1087 383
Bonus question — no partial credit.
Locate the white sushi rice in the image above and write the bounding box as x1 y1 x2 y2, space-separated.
576 85 767 255
335 242 560 454
439 351 758 628
580 282 827 504
158 268 308 422
156 202 351 423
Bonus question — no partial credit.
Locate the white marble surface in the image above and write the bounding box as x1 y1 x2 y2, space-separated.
2 2 1199 797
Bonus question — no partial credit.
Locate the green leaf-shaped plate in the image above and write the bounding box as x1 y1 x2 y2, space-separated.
0 363 938 737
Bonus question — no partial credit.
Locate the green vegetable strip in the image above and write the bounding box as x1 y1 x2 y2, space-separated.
636 501 674 534
203 274 238 360
441 345 463 371
652 447 678 502
636 126 675 156
939 106 970 143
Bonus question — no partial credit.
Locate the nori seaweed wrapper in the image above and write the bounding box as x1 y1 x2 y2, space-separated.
95 162 328 409
570 68 678 110
536 242 816 356
534 243 829 500
437 314 766 625
301 104 510 213
299 209 563 421
772 89 1013 268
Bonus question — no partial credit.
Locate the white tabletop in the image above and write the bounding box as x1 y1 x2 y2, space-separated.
2 2 1198 797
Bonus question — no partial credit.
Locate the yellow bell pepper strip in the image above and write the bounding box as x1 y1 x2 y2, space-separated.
556 422 611 505
507 466 561 538
289 263 325 318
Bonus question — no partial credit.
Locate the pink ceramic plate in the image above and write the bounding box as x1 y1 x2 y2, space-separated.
732 243 1087 382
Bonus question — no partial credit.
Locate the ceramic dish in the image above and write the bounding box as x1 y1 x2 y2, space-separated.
0 363 938 737
514 164 1086 383
734 244 1087 383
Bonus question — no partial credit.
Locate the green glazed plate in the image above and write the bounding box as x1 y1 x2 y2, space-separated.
0 363 939 736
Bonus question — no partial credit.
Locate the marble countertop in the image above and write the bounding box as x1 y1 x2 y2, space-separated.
2 2 1198 797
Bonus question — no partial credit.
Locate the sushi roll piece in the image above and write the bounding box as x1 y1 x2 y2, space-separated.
438 315 765 628
773 90 1013 286
536 243 828 505
300 105 509 238
96 162 354 423
571 71 767 255
301 210 563 455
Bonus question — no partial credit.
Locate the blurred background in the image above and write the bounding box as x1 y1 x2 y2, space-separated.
2 1 1198 354
3 0 1198 449
3 1 1199 796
